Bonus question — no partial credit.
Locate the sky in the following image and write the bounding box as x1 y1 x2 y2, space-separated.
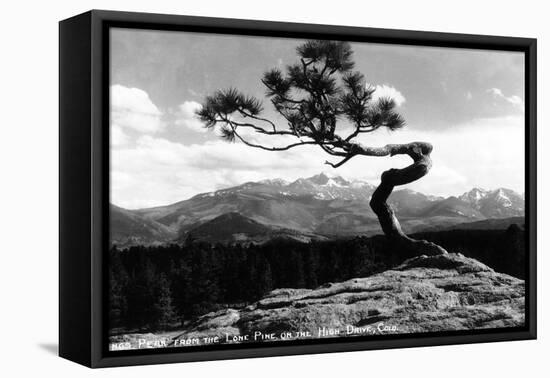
109 27 526 209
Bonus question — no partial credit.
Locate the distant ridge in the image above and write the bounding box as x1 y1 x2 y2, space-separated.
419 216 525 232
182 212 326 245
111 173 525 247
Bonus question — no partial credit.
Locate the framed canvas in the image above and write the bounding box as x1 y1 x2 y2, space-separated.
59 10 537 368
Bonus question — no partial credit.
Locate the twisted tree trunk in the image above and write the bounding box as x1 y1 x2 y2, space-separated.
363 142 448 256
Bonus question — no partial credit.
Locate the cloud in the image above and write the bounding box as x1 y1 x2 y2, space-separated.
111 84 163 133
174 101 206 132
111 124 129 147
110 114 525 209
349 115 525 197
111 134 329 208
369 84 406 107
487 87 524 110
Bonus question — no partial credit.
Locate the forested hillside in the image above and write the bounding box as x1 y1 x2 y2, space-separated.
109 224 525 334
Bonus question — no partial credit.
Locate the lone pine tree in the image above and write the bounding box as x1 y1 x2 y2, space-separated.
197 40 447 256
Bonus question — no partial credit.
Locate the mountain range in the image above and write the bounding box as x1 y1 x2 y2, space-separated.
110 173 525 247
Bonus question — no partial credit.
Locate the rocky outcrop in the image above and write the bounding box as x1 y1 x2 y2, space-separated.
109 253 524 350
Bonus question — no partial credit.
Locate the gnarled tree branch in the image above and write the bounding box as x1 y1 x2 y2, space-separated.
367 142 448 256
196 40 448 258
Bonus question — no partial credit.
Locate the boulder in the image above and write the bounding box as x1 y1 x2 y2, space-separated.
111 253 524 349
176 253 524 341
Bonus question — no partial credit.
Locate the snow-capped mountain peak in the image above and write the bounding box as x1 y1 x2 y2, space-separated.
458 187 523 216
493 188 513 208
459 187 488 204
258 178 289 186
113 175 525 247
282 173 376 201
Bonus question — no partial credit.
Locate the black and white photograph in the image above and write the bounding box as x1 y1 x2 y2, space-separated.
107 28 528 352
3 0 548 375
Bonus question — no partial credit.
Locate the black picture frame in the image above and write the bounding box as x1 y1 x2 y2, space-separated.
59 9 537 368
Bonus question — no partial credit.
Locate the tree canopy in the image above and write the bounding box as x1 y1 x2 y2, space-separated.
196 39 448 256
196 40 405 167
